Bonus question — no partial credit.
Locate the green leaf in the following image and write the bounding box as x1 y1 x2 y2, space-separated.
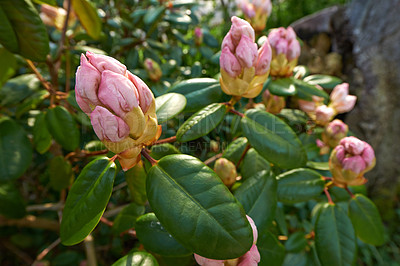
46 106 80 151
234 170 277 232
0 48 17 86
144 6 166 26
258 231 285 266
222 137 248 165
1 0 49 61
240 148 270 180
146 154 253 259
276 109 308 134
0 74 40 107
285 231 307 253
72 0 102 40
293 78 329 101
203 32 219 48
276 168 325 204
171 0 197 8
306 161 330 171
112 251 159 266
125 161 147 206
293 65 310 79
135 213 192 257
32 0 57 5
112 203 145 235
60 157 117 245
315 203 356 266
241 109 307 169
16 90 49 118
303 75 342 89
164 13 192 26
275 203 288 236
33 112 52 154
0 118 32 182
268 78 296 96
167 78 222 112
49 156 73 191
155 93 187 123
348 194 385 246
176 103 227 142
0 183 26 218
283 252 308 266
150 144 181 160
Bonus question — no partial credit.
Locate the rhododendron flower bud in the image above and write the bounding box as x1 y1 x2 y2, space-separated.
268 27 301 77
322 119 348 148
144 58 162 82
315 105 335 125
220 16 272 98
328 83 357 113
214 158 237 186
194 216 260 266
194 27 203 46
75 52 161 170
262 89 285 114
329 136 376 187
239 0 272 32
40 4 76 31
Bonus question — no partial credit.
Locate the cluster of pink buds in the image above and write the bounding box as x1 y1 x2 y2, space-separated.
194 216 260 266
299 83 357 125
316 119 348 154
262 89 285 114
75 52 161 170
238 0 272 32
268 27 301 77
220 16 272 98
329 136 376 187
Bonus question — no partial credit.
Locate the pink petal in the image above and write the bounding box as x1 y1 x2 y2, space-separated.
86 51 127 75
127 71 154 114
235 35 258 68
220 47 242 77
255 39 272 75
342 155 366 175
90 106 129 142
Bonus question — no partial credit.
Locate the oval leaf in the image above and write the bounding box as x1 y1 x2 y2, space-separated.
285 231 307 253
276 168 325 204
315 203 356 266
112 203 145 235
0 6 19 53
258 231 285 266
348 194 385 245
49 156 73 191
135 213 192 257
176 103 227 142
155 93 186 123
303 74 342 89
293 78 329 101
222 137 249 165
240 148 270 180
234 170 277 232
60 157 117 245
112 251 158 266
0 118 32 182
1 0 49 61
72 0 102 40
46 106 80 151
268 78 296 96
241 109 307 169
125 161 148 205
146 154 253 259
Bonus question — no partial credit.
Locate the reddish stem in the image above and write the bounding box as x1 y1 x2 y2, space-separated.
236 144 251 168
100 217 113 227
344 186 355 198
204 153 223 165
324 188 334 205
141 149 158 166
229 109 245 118
153 136 177 145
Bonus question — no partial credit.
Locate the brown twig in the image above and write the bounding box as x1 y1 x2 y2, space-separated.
141 149 158 166
100 217 114 227
344 186 355 198
324 188 334 205
26 202 64 212
35 238 61 261
204 153 223 165
0 215 59 231
236 144 251 168
55 0 72 62
25 59 53 93
229 108 245 118
152 136 177 145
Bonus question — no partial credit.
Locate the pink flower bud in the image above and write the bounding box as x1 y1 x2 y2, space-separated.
240 2 256 18
315 105 335 125
90 106 130 142
286 27 297 41
339 136 365 155
230 16 255 43
238 245 260 266
262 89 285 114
220 47 242 78
255 39 272 75
268 28 285 47
214 158 237 186
322 119 348 148
287 39 301 61
98 70 139 117
362 143 375 168
274 38 288 55
329 83 357 113
75 54 102 106
235 35 258 68
75 92 92 115
144 58 162 82
86 51 127 75
342 156 366 175
194 27 203 46
126 71 154 114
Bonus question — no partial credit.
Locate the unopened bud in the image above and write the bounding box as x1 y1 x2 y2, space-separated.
194 27 203 46
214 158 237 187
262 89 285 114
329 83 357 113
144 58 162 82
239 0 272 32
315 105 335 125
322 119 348 148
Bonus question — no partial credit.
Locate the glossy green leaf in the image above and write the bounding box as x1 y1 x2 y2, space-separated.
306 161 330 171
303 74 342 89
176 103 227 142
258 231 285 266
0 183 26 218
112 251 158 266
203 32 219 48
46 106 80 151
135 213 192 257
0 48 17 86
315 203 356 266
72 0 102 40
241 109 307 169
125 161 147 206
285 231 307 253
268 78 296 96
167 78 222 112
33 112 52 154
240 148 270 180
234 171 277 231
146 154 253 259
276 109 308 134
0 118 32 182
283 252 308 266
32 0 56 5
0 74 40 107
164 13 192 26
16 90 49 118
60 157 117 245
275 203 288 236
0 6 18 52
171 0 197 8
348 194 385 246
155 93 187 123
294 78 329 101
144 6 166 26
150 144 181 160
1 0 49 61
277 168 325 204
49 156 73 191
222 137 248 165
112 203 145 235
293 65 310 79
